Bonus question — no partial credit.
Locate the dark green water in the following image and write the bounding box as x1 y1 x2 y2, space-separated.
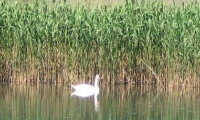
0 84 199 120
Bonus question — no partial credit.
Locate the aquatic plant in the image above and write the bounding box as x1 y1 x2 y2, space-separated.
0 0 199 86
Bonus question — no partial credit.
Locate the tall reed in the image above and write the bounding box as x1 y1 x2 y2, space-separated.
0 0 199 86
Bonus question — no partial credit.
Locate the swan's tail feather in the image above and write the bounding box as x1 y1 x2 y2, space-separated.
71 92 75 96
71 85 76 89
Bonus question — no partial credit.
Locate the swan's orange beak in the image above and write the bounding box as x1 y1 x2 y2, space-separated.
98 75 103 81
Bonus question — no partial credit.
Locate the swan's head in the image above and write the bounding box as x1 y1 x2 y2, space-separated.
95 74 100 80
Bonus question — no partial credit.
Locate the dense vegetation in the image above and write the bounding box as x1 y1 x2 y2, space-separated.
0 0 199 86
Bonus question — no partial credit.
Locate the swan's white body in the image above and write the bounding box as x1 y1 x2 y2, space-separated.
71 75 100 97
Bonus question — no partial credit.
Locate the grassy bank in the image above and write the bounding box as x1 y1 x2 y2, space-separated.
0 0 199 87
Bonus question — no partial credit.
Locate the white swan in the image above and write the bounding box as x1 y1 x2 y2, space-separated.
71 74 100 97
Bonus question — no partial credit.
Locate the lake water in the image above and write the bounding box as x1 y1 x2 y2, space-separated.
0 83 199 120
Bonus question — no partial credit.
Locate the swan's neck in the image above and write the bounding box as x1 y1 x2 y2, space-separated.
94 76 99 88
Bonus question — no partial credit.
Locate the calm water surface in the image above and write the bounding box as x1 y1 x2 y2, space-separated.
0 84 199 120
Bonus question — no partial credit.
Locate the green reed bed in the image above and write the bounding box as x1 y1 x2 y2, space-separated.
0 1 199 86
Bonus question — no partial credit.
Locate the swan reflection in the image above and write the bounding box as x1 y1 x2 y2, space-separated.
71 92 100 112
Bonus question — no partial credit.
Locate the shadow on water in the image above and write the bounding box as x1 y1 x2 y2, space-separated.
0 83 199 120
